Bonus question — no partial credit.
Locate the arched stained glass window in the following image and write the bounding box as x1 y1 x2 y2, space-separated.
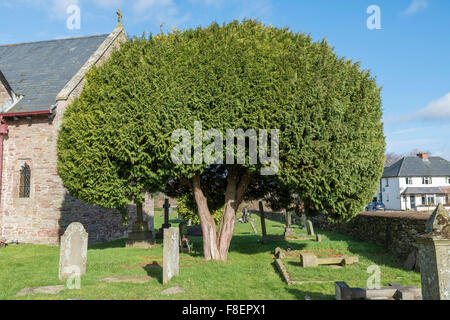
19 163 31 198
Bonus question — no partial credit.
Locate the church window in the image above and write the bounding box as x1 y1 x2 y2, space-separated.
19 163 31 198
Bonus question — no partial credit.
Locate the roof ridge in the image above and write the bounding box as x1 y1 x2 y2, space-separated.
0 34 110 48
397 157 406 176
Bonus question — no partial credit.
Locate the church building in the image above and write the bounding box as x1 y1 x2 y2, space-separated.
0 21 141 245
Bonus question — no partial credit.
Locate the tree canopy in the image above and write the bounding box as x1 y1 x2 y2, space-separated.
57 20 385 261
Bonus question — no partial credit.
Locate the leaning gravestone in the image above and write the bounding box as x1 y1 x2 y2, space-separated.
306 220 315 236
250 220 258 234
58 222 88 281
163 227 180 285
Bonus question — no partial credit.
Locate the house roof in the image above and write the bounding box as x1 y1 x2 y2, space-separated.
402 187 445 195
0 34 108 114
382 156 450 178
441 187 450 194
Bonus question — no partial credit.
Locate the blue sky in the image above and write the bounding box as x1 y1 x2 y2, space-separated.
1 0 449 160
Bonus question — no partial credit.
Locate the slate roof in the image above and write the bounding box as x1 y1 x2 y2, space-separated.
383 156 450 178
0 34 108 114
402 187 445 195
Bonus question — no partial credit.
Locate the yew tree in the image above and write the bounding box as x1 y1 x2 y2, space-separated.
57 20 385 262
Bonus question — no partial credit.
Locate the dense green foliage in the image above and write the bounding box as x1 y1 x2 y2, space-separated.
177 193 223 225
57 20 385 221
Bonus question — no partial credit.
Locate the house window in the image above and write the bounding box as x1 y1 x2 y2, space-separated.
406 177 413 185
422 177 432 185
19 163 31 198
427 196 435 206
421 195 426 205
385 178 389 187
447 177 450 184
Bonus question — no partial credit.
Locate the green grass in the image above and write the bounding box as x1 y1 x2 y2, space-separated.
0 211 420 300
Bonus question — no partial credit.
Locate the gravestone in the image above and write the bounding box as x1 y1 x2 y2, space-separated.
301 253 358 268
301 214 307 228
306 220 315 236
162 199 172 229
58 222 88 281
258 201 268 244
284 211 295 239
250 220 258 234
143 193 155 235
187 225 203 236
286 211 292 227
416 204 450 300
300 252 319 267
335 282 421 300
163 227 180 285
126 200 155 248
156 199 172 239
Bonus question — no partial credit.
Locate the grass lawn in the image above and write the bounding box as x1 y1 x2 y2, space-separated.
0 209 421 300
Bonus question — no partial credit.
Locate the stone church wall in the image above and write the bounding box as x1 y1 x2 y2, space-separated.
0 27 139 245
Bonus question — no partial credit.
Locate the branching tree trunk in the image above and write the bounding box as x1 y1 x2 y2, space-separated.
192 172 221 261
192 168 254 262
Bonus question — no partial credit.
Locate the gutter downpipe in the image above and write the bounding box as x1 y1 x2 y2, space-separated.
0 115 8 200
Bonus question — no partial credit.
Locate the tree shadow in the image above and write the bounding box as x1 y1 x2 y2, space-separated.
142 262 163 284
88 237 164 250
286 260 302 268
315 228 412 271
58 193 136 247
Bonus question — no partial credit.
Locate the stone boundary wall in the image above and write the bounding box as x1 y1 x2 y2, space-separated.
247 208 302 225
311 211 431 259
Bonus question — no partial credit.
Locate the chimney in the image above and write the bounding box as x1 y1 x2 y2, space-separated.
417 152 429 160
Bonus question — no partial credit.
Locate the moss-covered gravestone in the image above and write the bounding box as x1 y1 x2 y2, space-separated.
416 204 450 300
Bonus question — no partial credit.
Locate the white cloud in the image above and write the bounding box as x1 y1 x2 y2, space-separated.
416 93 450 121
390 127 432 135
403 0 429 15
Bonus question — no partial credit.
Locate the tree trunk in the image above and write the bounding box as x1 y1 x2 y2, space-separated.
217 170 254 261
217 169 238 261
192 173 220 261
192 170 254 262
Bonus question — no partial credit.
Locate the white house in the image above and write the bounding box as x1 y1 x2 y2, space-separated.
375 153 450 211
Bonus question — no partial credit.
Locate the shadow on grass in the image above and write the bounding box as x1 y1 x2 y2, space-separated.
316 228 410 271
89 238 164 250
183 234 309 257
286 261 302 268
142 262 163 284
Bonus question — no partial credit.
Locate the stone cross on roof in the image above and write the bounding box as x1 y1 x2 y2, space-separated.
116 9 123 25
